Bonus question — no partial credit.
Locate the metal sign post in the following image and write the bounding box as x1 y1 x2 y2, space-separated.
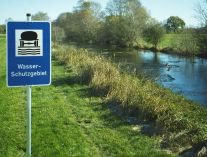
26 13 32 157
26 85 32 156
6 13 51 157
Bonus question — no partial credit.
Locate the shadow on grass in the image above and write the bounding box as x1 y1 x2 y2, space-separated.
103 101 160 137
52 75 81 86
76 86 161 137
52 74 161 138
179 140 207 157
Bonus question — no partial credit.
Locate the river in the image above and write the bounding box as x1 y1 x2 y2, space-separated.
99 49 207 106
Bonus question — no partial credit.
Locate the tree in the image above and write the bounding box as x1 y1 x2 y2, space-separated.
195 0 207 26
0 25 6 34
56 1 102 43
32 12 50 21
5 17 13 23
165 16 185 32
103 0 149 47
143 22 165 49
52 24 65 42
56 12 79 41
106 0 128 16
73 1 102 43
195 0 207 54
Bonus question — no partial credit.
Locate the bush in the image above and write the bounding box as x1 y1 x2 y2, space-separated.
143 23 165 49
0 25 6 34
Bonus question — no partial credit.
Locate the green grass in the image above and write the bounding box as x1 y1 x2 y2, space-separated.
138 33 199 55
137 34 175 49
0 34 6 37
0 35 176 156
158 34 177 48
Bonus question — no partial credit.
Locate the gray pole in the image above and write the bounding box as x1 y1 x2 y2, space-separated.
26 86 32 156
27 13 31 22
26 13 32 157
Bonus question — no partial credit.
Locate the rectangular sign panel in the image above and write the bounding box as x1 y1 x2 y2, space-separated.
7 21 51 87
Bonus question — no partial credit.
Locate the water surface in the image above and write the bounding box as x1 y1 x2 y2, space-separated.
106 49 207 106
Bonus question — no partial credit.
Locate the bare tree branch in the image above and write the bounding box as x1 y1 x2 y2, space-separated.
195 0 207 26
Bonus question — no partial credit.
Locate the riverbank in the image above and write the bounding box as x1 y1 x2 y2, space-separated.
196 53 207 59
0 34 177 156
74 33 207 59
140 46 207 59
135 33 207 58
54 44 207 155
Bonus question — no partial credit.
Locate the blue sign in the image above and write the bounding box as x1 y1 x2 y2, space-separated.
7 21 51 87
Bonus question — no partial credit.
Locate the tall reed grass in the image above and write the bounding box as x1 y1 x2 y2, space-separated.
53 44 207 149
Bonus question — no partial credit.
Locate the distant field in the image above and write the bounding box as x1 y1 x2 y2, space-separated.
0 34 6 37
0 36 176 156
159 34 177 48
137 34 178 49
138 33 206 55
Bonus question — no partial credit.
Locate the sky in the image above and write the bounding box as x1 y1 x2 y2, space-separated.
0 0 201 27
140 0 200 27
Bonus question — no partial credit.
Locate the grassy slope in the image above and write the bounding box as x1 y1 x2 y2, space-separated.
0 37 176 156
158 34 177 48
54 44 207 151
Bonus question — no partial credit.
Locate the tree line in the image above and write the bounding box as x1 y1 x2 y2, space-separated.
1 0 207 53
53 0 188 48
51 0 207 52
54 0 149 47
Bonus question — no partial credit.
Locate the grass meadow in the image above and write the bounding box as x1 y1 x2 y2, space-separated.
138 33 199 55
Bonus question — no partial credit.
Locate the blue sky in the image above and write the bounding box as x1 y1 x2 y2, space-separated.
140 0 199 27
0 0 200 27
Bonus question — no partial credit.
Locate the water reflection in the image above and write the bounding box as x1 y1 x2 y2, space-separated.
109 49 207 106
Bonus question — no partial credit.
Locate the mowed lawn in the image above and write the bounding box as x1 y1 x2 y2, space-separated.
0 36 176 157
